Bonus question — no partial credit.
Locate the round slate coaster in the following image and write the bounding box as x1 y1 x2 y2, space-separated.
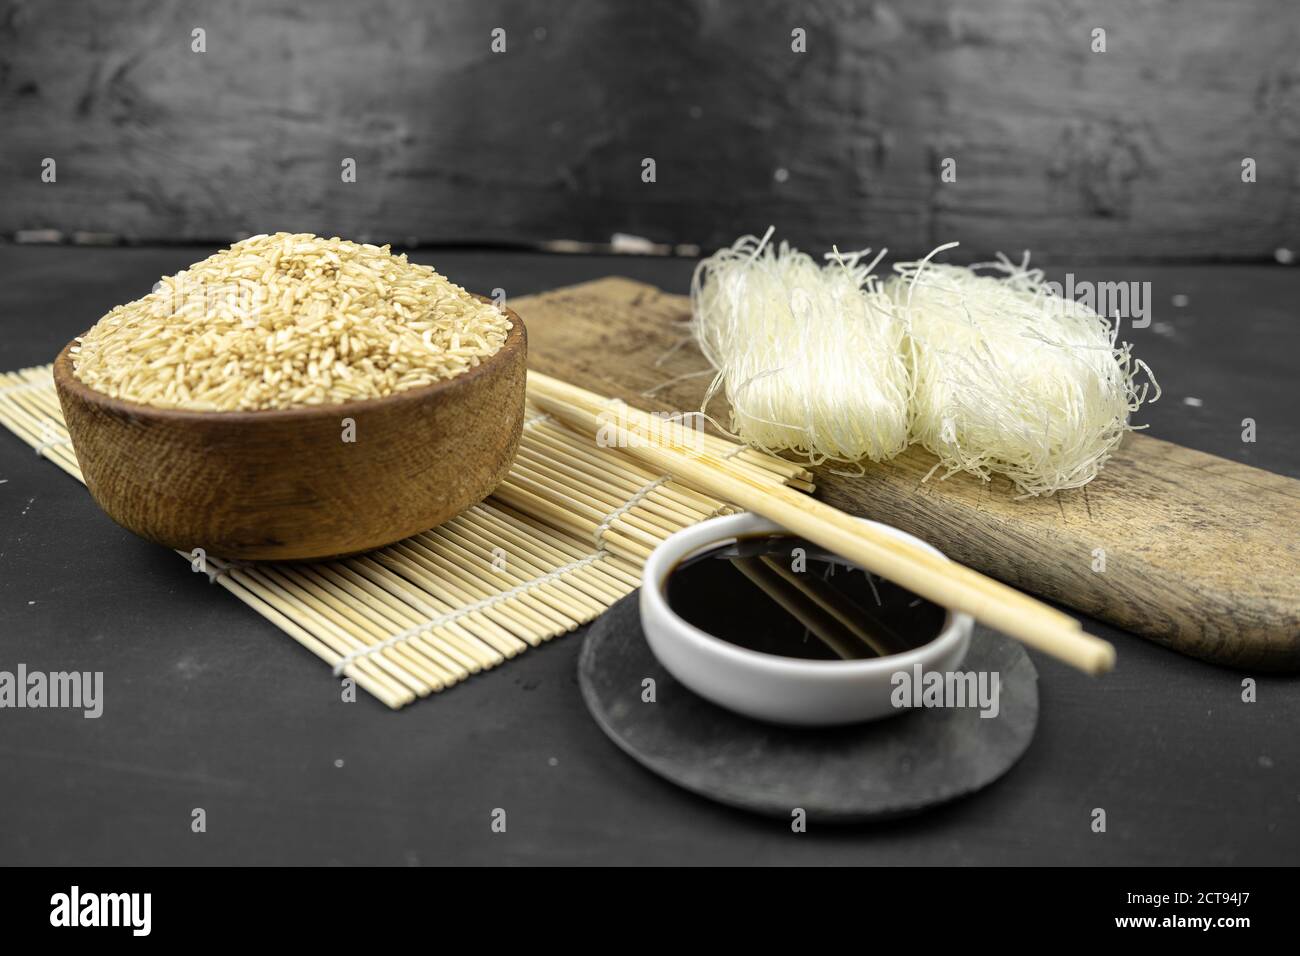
578 593 1039 822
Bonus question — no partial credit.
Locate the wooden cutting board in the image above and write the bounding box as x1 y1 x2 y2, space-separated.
514 277 1300 672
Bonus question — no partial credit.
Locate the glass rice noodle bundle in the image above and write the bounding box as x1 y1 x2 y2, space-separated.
690 230 1159 496
890 250 1160 496
690 230 911 465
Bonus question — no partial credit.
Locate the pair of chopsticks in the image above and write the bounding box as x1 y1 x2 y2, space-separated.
527 370 1115 675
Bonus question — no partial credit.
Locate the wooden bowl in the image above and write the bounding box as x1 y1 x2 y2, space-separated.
52 308 526 561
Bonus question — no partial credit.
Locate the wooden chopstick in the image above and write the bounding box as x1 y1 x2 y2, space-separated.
527 370 1116 675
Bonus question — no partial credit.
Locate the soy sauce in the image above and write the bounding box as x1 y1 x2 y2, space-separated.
665 534 946 661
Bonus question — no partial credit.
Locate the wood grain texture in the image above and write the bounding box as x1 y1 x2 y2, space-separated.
1 0 1297 260
51 311 527 560
515 277 1300 670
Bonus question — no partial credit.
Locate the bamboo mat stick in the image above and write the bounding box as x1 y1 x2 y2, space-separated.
528 370 1116 675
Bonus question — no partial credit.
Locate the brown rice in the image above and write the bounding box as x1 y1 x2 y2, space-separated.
70 232 512 411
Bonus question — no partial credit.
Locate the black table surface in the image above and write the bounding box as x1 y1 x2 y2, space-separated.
0 246 1296 866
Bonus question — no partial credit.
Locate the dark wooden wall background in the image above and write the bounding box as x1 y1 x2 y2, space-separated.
2 0 1297 261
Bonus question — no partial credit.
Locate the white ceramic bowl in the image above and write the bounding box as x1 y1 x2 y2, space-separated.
640 512 973 726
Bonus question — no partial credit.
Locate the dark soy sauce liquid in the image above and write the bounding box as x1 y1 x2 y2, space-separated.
665 534 947 661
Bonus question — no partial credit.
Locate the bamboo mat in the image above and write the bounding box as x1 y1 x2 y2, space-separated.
0 363 811 708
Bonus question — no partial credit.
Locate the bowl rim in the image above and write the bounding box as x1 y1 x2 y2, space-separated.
641 511 973 678
52 300 525 424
